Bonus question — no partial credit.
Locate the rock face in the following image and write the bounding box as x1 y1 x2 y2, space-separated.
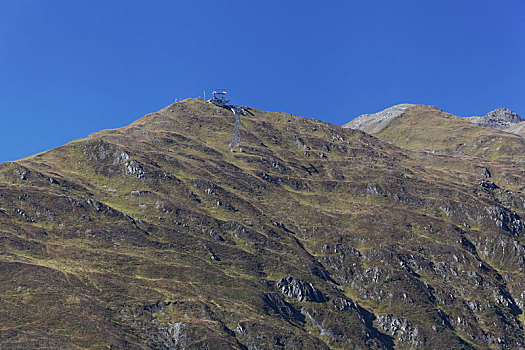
277 277 327 302
466 107 524 131
2 98 525 349
343 103 415 133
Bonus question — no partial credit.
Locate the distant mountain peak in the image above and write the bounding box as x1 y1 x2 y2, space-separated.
466 107 523 130
484 107 523 123
343 103 417 134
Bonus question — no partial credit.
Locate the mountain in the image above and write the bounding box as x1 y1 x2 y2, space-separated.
465 108 524 131
344 104 525 168
342 104 415 133
2 99 525 349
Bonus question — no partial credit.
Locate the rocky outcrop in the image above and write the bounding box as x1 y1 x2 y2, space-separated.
83 140 147 178
375 315 422 347
466 107 523 130
277 277 327 302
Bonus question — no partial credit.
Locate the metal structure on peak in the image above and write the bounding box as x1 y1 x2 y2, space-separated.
206 90 246 152
209 90 230 107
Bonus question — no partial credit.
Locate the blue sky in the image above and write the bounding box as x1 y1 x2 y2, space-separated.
1 1 524 163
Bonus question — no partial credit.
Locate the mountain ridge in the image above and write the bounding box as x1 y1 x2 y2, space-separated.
346 104 524 138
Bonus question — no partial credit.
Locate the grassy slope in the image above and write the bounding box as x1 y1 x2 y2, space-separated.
375 105 525 168
1 99 525 349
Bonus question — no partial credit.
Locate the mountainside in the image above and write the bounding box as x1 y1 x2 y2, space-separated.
507 121 525 138
2 99 525 349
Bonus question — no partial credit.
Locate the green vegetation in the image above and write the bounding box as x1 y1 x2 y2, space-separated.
1 99 525 349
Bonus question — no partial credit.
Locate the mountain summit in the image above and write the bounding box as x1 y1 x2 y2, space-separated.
2 99 525 349
343 103 415 133
466 107 524 130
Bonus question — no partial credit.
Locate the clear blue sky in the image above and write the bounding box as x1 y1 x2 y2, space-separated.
1 1 524 163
